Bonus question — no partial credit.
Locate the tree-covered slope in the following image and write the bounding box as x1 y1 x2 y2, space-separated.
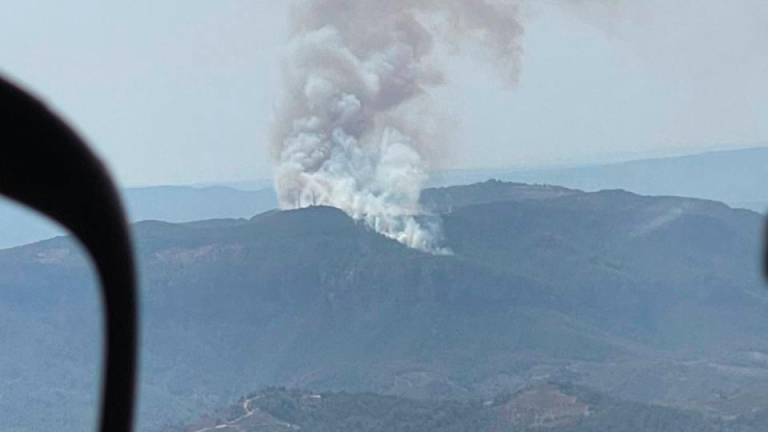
1 182 767 431
170 384 746 432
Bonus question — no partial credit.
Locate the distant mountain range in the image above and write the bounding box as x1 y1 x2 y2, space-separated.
2 146 768 249
2 180 767 431
431 146 768 212
0 186 277 249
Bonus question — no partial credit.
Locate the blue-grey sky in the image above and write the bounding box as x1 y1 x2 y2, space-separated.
2 0 767 186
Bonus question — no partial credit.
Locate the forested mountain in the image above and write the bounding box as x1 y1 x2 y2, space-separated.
172 385 764 432
1 181 767 431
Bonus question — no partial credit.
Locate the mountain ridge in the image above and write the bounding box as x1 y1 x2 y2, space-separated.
2 181 767 431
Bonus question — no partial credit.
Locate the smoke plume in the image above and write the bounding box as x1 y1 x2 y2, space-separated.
271 0 523 253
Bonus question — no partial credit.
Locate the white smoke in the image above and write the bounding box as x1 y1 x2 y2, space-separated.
271 0 523 253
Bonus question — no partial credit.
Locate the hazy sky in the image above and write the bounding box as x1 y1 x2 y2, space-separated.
2 0 767 186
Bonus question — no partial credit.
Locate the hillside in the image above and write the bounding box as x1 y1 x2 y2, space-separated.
1 181 767 431
172 384 756 432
